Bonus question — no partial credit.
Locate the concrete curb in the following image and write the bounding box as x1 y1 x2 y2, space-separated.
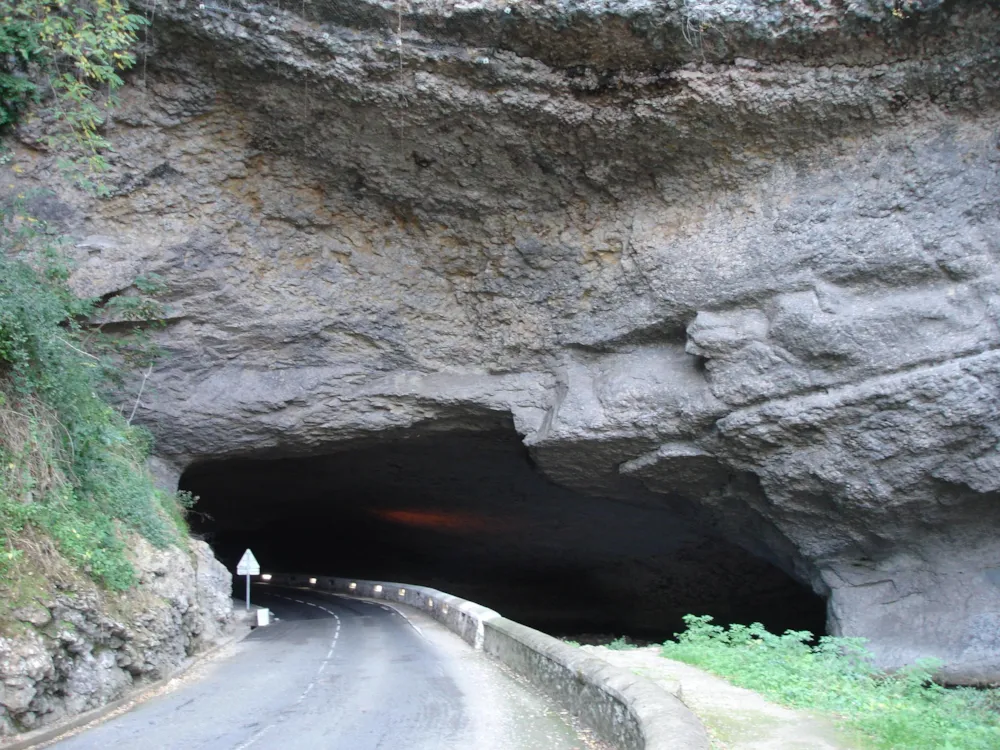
0 613 254 750
268 574 710 750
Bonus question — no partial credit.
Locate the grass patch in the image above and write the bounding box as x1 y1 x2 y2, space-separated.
606 635 638 651
661 615 1000 750
0 525 90 635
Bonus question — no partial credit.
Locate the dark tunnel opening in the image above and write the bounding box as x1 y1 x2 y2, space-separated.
180 427 827 641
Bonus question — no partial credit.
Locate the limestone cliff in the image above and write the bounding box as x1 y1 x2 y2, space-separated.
6 0 1000 680
0 538 233 737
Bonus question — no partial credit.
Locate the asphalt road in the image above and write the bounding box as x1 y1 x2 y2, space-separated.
49 585 590 750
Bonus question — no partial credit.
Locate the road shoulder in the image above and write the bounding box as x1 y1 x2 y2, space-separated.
581 645 865 750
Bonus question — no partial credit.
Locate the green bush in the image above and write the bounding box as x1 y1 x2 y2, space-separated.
661 615 1000 750
0 205 185 590
607 635 637 651
0 12 42 128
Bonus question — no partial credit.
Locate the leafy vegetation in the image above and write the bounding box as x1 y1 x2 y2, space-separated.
0 0 148 187
661 615 1000 750
0 197 188 591
606 635 637 651
0 201 191 589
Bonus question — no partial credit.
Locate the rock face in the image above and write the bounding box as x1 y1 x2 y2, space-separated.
6 0 1000 680
0 539 233 736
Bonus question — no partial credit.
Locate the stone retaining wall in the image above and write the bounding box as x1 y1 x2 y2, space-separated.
265 574 708 750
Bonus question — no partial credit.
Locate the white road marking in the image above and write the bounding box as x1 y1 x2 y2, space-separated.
233 722 275 750
372 601 425 638
257 590 343 719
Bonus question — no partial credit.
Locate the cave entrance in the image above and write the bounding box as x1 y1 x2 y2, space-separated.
179 426 826 639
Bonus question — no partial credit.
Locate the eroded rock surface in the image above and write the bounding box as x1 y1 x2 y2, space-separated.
6 0 1000 680
0 540 234 736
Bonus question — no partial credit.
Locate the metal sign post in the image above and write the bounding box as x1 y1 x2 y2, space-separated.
236 549 261 611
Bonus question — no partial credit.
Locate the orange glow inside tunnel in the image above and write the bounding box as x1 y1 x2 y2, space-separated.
374 509 513 533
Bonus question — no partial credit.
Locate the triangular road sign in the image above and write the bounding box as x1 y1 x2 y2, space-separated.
236 548 260 576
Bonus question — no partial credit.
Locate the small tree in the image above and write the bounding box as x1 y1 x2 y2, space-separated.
0 0 148 189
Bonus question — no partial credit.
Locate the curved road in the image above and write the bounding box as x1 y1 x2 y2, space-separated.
50 586 589 750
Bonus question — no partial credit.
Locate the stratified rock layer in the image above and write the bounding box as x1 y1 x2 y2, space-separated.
6 0 1000 680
